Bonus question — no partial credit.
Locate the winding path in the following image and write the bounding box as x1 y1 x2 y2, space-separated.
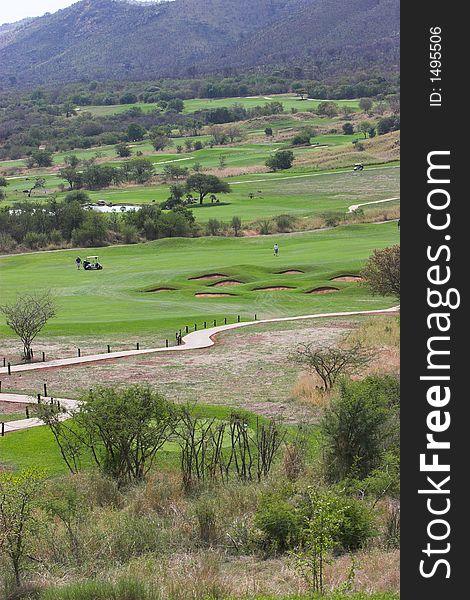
0 394 78 433
1 306 399 434
0 306 399 377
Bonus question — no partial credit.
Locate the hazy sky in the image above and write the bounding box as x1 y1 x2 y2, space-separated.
0 1 157 26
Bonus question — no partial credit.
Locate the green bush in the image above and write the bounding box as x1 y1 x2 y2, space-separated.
321 376 400 482
336 497 376 551
254 492 302 552
24 231 48 249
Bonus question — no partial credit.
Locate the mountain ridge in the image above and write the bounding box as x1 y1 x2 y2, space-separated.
0 0 399 86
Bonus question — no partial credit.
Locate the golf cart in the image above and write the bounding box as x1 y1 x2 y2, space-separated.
83 256 103 270
353 163 364 171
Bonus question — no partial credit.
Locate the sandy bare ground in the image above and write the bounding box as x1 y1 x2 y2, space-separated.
1 319 360 423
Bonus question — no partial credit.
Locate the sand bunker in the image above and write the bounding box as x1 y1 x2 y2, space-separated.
307 287 340 294
189 273 228 281
145 287 176 293
276 269 305 274
330 275 364 282
254 286 296 291
195 293 236 298
211 280 243 287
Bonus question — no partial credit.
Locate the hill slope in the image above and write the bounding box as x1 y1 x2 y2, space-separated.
0 0 399 85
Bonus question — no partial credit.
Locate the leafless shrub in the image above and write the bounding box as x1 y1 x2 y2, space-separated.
0 292 56 361
290 343 374 390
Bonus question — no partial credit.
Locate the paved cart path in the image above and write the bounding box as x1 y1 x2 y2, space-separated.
0 393 78 433
0 306 399 376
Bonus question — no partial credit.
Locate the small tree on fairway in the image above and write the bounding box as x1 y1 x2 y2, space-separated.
361 245 400 299
0 469 45 587
342 122 354 135
231 215 242 236
290 343 373 391
27 177 46 197
0 292 56 361
186 173 231 205
115 142 132 157
265 150 294 171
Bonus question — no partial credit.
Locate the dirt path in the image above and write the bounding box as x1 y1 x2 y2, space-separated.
0 307 399 376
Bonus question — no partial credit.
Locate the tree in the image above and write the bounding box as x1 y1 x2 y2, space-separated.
290 343 373 391
62 101 76 118
265 150 294 171
162 184 186 209
30 149 53 167
150 133 171 151
123 158 154 184
126 123 146 142
231 215 242 236
358 121 372 139
186 173 231 205
321 376 400 481
317 101 339 118
162 164 189 181
225 125 241 143
359 97 374 114
290 490 345 594
292 131 312 146
377 115 400 135
41 385 179 485
361 245 400 298
167 98 184 113
0 292 56 361
0 469 45 587
342 122 354 135
265 127 273 137
115 142 132 158
64 190 90 204
59 166 83 190
71 211 108 246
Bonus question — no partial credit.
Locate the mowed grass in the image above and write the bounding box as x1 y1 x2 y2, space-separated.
0 223 399 339
82 94 361 117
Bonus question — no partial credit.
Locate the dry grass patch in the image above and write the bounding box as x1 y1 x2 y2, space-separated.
292 373 332 409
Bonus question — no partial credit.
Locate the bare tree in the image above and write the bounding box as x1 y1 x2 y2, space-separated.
0 292 56 361
290 343 374 390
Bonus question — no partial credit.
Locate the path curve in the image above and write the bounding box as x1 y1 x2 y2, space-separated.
348 197 399 213
0 393 78 433
0 307 399 376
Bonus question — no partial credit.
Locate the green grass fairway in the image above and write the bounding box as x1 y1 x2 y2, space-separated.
0 223 399 339
83 165 400 223
82 94 361 117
